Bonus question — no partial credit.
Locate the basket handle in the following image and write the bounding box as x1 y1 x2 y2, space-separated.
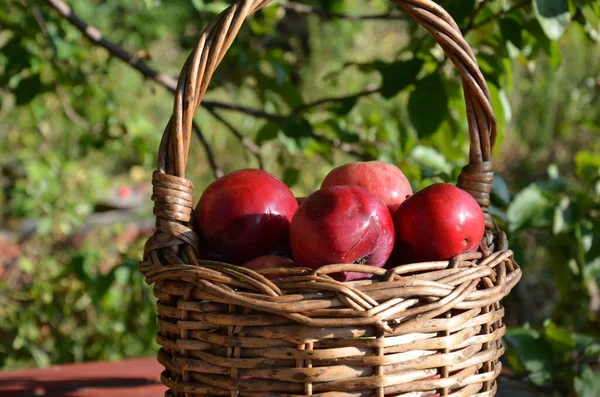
156 0 497 228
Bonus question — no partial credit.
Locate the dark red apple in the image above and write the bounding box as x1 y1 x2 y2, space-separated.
392 183 484 263
290 185 395 281
241 255 297 280
321 161 412 212
195 169 298 264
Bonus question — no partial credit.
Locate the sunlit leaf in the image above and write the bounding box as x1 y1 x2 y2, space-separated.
534 0 571 40
507 184 554 232
408 74 448 137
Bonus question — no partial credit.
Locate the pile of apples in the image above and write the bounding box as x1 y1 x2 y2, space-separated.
194 161 485 281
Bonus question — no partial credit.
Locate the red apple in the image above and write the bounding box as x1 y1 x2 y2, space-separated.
241 255 297 280
392 183 484 263
195 169 298 264
290 185 395 281
321 161 412 212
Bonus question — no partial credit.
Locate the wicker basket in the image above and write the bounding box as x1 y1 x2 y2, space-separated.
140 0 522 396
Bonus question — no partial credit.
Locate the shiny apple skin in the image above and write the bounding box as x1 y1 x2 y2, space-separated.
195 169 298 264
392 183 485 263
290 185 395 281
321 161 413 212
241 255 297 280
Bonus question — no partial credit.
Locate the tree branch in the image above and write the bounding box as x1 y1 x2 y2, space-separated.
312 134 375 161
281 1 407 21
45 0 523 170
44 0 376 165
294 84 380 113
192 123 224 178
45 0 282 120
57 87 89 129
46 0 233 178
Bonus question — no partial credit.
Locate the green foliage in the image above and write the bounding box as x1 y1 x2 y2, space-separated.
0 0 599 394
534 0 572 40
504 320 600 393
1 243 157 368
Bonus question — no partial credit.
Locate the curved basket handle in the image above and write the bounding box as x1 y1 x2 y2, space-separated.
156 0 497 228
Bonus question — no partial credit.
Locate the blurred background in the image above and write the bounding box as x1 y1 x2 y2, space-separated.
0 0 599 395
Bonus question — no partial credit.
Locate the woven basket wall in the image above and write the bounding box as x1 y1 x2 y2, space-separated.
140 0 523 396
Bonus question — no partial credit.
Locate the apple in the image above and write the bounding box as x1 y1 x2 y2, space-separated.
321 161 412 212
195 169 298 264
392 183 484 263
290 185 395 281
241 255 297 280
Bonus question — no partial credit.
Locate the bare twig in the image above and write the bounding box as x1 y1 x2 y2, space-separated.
32 6 88 128
204 108 264 169
45 0 281 120
46 0 523 169
281 1 407 21
45 0 227 177
32 6 57 57
192 122 224 178
312 134 374 161
46 0 177 89
294 84 381 113
44 0 377 164
57 87 90 128
206 102 284 121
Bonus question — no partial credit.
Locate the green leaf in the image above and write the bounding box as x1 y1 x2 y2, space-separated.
552 196 573 234
488 84 511 138
581 3 600 35
504 327 554 385
114 265 131 285
282 168 300 187
478 55 501 88
378 59 424 99
23 340 50 368
18 257 34 274
573 332 597 351
543 320 576 354
574 150 600 181
525 20 564 68
281 115 313 140
575 366 600 397
507 184 553 232
491 175 511 207
408 74 448 137
409 146 451 175
330 97 357 115
191 0 229 13
255 123 279 144
71 254 94 284
500 17 524 49
584 342 600 357
278 116 314 153
439 0 476 25
14 74 42 105
323 0 345 13
323 120 361 144
534 0 572 40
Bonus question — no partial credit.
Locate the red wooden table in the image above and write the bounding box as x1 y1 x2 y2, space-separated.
0 358 166 397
